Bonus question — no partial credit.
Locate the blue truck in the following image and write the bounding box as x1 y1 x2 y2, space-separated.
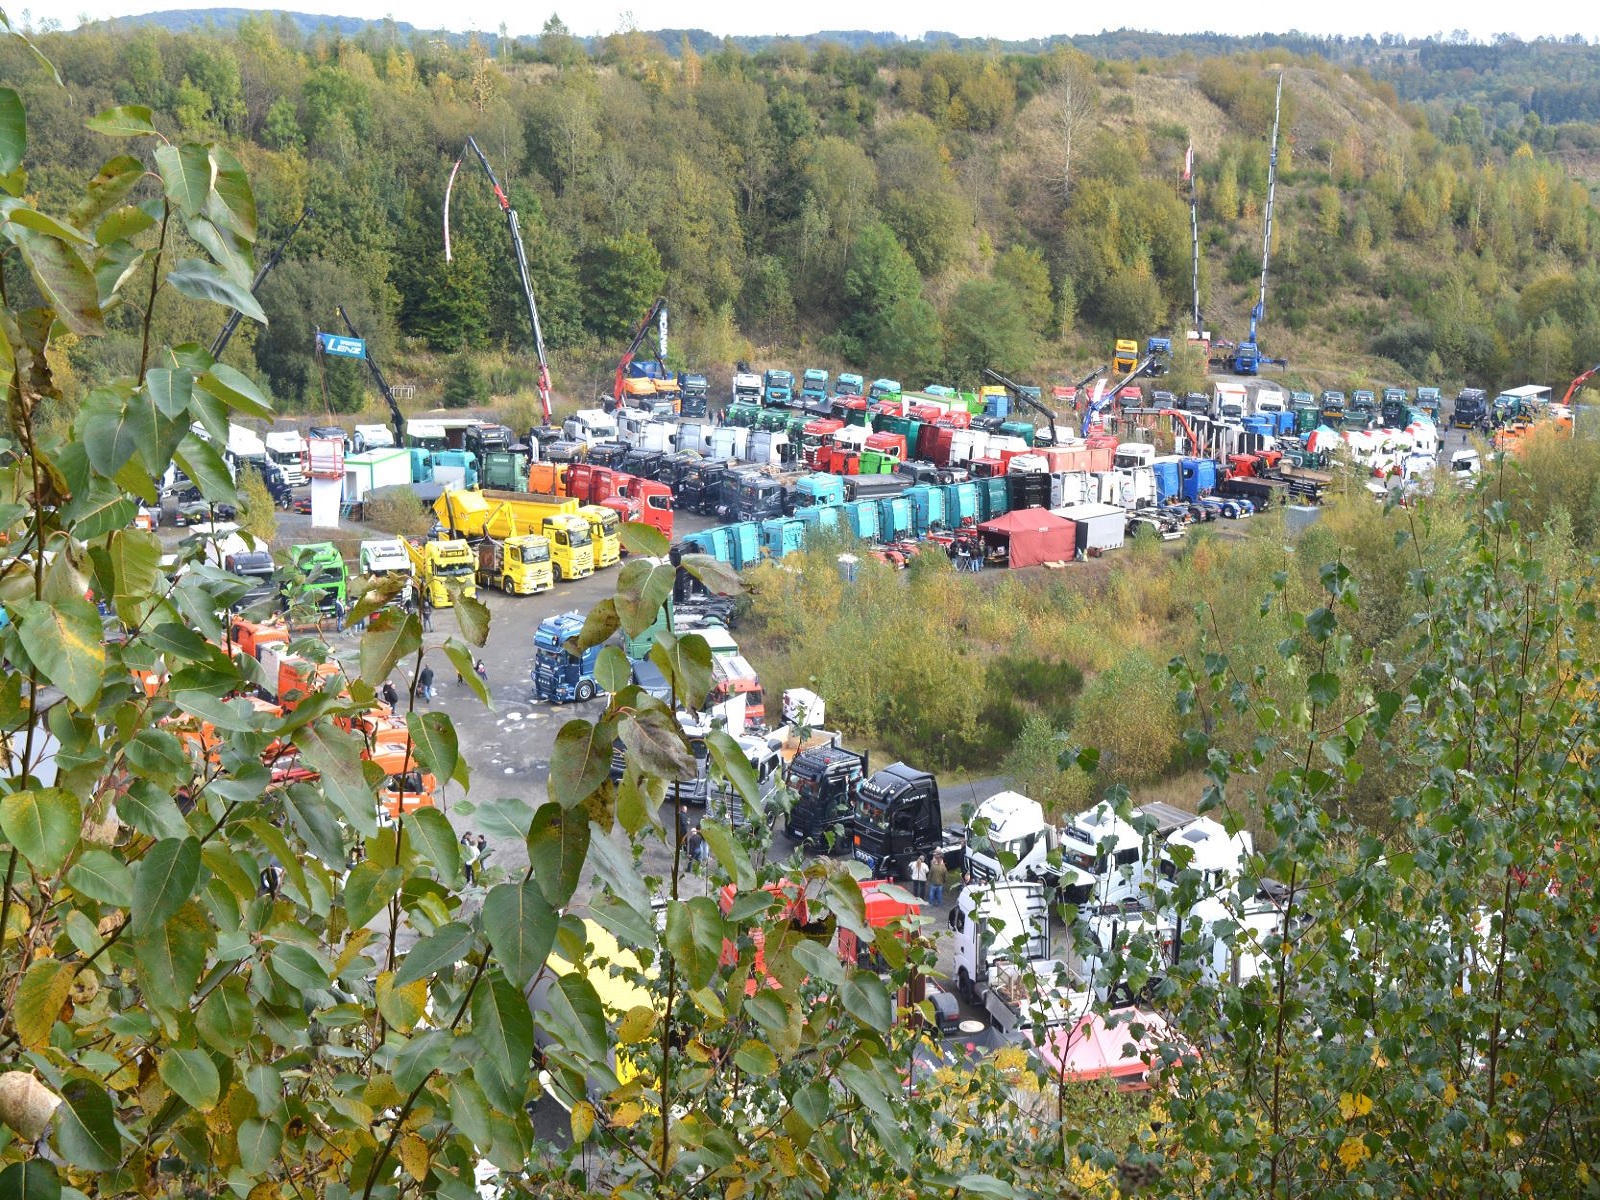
533 611 604 704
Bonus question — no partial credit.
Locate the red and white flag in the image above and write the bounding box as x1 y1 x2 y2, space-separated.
1183 142 1194 183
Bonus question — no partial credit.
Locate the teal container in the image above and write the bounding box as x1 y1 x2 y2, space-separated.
999 420 1036 447
729 522 762 570
944 481 978 526
878 496 913 540
847 500 880 541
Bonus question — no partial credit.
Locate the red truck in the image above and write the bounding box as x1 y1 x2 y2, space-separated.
801 417 845 470
620 475 674 539
563 464 675 539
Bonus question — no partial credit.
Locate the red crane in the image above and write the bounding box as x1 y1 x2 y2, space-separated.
1561 363 1600 405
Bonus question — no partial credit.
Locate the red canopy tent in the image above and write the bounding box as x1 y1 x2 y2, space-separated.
1038 1009 1177 1092
976 509 1077 568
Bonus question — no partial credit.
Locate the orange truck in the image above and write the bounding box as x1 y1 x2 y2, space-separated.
371 744 437 823
231 616 290 661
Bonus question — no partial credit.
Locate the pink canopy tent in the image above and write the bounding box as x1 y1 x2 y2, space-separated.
1038 1009 1178 1092
976 509 1078 569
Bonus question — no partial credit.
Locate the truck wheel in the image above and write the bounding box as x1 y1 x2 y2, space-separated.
552 563 564 583
575 680 596 702
957 967 974 1006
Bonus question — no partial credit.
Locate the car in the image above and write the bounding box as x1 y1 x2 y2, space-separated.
174 500 238 526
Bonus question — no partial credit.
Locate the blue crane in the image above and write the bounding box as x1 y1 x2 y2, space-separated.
1226 75 1288 376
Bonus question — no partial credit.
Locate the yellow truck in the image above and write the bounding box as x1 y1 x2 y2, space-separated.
435 489 594 582
1113 338 1140 375
576 503 621 569
404 537 477 608
476 534 553 595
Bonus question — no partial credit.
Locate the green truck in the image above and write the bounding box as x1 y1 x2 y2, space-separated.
286 543 349 614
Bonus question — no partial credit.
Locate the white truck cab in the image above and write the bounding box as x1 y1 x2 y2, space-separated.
358 538 415 606
966 791 1058 885
263 429 309 485
563 408 619 447
353 423 397 453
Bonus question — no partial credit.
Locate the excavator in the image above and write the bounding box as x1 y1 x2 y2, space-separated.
611 296 674 412
445 137 555 425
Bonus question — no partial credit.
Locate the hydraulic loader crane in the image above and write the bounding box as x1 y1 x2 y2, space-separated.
1224 75 1287 376
1561 363 1600 405
209 207 312 360
1081 354 1161 438
445 137 555 424
613 296 670 407
336 306 406 451
981 367 1064 445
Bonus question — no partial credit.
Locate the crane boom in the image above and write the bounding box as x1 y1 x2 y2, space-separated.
1248 76 1283 346
209 207 312 360
1561 364 1600 405
445 137 554 424
1081 355 1160 438
981 366 1063 445
612 297 669 407
336 306 406 450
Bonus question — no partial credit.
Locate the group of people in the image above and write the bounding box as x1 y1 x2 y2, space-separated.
906 854 950 905
461 832 490 884
947 535 985 573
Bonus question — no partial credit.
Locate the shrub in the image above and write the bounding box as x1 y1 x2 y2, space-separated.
363 485 432 537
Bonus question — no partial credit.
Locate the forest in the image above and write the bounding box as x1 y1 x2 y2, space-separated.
6 17 1600 419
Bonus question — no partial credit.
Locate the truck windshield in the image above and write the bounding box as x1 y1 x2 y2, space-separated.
596 514 619 535
857 796 890 831
519 544 549 564
440 563 473 576
569 526 592 547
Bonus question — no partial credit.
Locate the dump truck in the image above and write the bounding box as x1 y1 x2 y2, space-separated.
436 490 594 582
477 535 553 595
404 538 477 608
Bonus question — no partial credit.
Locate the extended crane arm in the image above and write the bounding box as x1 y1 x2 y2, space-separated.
1562 364 1600 405
336 306 405 450
210 207 312 360
1080 356 1158 438
445 137 554 424
613 297 669 407
981 366 1060 445
1247 75 1284 345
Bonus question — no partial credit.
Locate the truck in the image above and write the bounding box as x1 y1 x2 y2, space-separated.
949 880 1087 1039
1213 382 1248 423
784 744 869 849
1451 388 1488 429
533 611 603 703
867 379 902 403
732 370 763 407
351 424 396 454
576 504 622 568
480 445 534 492
226 549 278 613
357 538 415 607
562 408 619 447
404 538 477 608
850 762 964 884
439 490 595 582
464 422 515 461
800 368 829 406
834 373 864 398
263 429 309 486
726 474 786 523
476 535 553 595
1112 339 1140 375
764 368 795 407
285 543 348 614
680 373 710 418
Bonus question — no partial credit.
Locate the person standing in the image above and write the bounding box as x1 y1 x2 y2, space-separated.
909 855 928 900
420 593 433 633
685 826 705 874
419 663 435 702
462 833 480 885
380 679 399 709
476 834 490 876
928 855 948 906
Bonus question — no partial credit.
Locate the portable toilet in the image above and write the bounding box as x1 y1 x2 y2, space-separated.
878 495 913 541
847 499 880 542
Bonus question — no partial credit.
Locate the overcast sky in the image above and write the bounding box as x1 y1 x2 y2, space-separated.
25 0 1600 42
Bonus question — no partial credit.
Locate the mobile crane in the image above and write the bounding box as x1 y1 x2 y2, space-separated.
1081 354 1161 438
335 306 406 452
1223 76 1287 377
209 207 312 360
612 296 671 409
444 137 555 424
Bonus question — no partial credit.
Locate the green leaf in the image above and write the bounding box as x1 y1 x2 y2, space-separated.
144 366 194 418
407 807 462 885
195 362 272 419
0 1160 61 1200
665 895 725 991
195 975 253 1054
85 104 157 138
595 645 631 694
394 921 474 987
13 228 103 337
840 970 894 1032
733 1038 778 1077
92 239 144 307
15 598 103 707
96 203 153 246
392 1029 450 1094
471 975 534 1097
482 879 558 988
166 258 266 324
1307 671 1341 707
186 215 251 285
79 384 144 476
650 631 712 709
547 719 616 810
132 837 201 936
270 943 330 992
679 552 742 595
472 795 534 842
236 1117 281 1176
171 432 237 505
407 710 465 789
6 206 90 246
207 145 257 241
0 787 81 876
527 801 591 909
621 706 696 780
565 597 619 652
621 521 669 558
72 154 144 228
158 1047 220 1111
62 483 135 543
53 1075 120 1170
131 901 210 1014
543 973 608 1063
0 87 23 175
954 1175 1018 1198
442 637 491 707
344 861 405 928
294 723 378 837
696 819 754 890
453 591 490 648
613 558 676 638
706 730 760 810
65 849 132 907
360 608 421 687
13 959 76 1049
154 142 213 217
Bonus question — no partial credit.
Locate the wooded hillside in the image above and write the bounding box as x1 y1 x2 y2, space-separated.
8 18 1600 414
